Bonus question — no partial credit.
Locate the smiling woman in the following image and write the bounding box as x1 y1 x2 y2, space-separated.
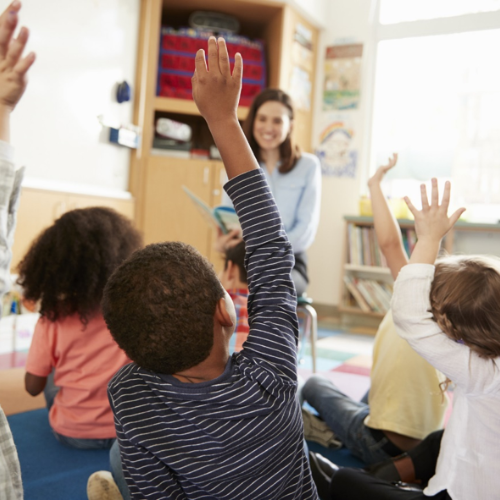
219 88 322 296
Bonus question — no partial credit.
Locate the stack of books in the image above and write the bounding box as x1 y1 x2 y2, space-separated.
344 276 393 314
347 223 417 266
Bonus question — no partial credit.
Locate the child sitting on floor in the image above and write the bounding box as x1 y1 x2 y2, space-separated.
220 240 249 353
20 207 142 449
313 180 500 500
303 155 448 466
97 37 317 500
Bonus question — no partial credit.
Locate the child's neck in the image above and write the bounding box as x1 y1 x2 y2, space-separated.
172 327 230 384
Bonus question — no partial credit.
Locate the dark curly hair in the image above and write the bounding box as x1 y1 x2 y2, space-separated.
17 207 143 324
431 255 500 359
102 242 226 374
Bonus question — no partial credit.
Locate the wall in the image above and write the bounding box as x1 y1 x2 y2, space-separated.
307 0 374 306
4 0 140 194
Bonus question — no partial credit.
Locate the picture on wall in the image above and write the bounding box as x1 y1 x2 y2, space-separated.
315 115 358 177
323 43 363 111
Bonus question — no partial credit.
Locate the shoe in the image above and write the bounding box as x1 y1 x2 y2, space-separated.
302 409 342 449
87 471 123 500
308 452 339 500
365 456 401 482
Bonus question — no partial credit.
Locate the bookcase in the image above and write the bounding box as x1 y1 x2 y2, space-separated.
129 0 319 270
340 215 500 330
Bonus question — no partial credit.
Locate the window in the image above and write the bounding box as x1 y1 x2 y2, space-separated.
380 0 500 24
370 2 500 222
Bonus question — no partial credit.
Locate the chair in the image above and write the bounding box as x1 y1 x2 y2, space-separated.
297 295 318 373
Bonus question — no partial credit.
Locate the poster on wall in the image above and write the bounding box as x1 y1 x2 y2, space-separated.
315 113 358 178
289 66 311 111
323 44 363 111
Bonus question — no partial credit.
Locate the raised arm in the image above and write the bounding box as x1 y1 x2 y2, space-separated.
392 181 473 386
193 38 298 379
367 153 408 279
192 37 258 180
0 1 35 309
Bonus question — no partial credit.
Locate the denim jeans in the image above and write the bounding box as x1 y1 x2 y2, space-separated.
44 371 115 450
302 375 395 465
110 440 131 500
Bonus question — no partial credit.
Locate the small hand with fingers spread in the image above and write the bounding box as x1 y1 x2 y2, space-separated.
405 178 465 245
368 153 398 187
192 37 242 124
0 1 35 112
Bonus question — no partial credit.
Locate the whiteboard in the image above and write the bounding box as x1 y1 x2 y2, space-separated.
2 0 140 193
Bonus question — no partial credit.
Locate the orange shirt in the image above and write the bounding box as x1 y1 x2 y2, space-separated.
25 314 129 439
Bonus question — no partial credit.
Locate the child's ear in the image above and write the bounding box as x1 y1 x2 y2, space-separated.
215 295 234 328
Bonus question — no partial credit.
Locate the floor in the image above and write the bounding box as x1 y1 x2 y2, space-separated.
0 311 375 416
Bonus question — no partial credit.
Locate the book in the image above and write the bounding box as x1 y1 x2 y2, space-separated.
182 186 240 234
343 276 371 312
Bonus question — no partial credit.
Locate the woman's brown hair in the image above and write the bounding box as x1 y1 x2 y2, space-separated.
430 255 500 359
242 88 301 174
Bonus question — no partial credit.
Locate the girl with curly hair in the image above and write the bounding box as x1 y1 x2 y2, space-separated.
19 207 142 449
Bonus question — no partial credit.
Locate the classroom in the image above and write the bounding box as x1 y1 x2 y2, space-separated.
1 0 499 499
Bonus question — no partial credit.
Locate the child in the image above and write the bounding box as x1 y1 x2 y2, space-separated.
220 240 249 353
319 180 500 499
302 156 448 465
20 207 142 449
102 37 317 499
0 1 35 497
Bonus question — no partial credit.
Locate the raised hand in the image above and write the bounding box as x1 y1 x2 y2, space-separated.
406 179 465 264
192 37 242 125
368 153 398 187
0 1 35 112
405 179 465 243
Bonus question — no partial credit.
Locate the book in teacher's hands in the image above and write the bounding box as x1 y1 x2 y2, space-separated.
182 186 240 234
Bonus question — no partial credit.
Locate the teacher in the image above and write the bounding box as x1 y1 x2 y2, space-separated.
220 88 322 296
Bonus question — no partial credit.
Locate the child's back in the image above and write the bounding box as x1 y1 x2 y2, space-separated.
26 314 129 439
104 38 316 500
19 206 142 446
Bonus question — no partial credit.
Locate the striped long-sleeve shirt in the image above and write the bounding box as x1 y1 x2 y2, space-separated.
108 169 318 500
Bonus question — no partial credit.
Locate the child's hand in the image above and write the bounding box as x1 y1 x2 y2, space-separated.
215 228 242 253
405 178 465 244
368 153 398 187
192 37 242 124
0 1 35 112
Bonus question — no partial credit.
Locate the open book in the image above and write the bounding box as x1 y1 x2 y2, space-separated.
183 186 240 234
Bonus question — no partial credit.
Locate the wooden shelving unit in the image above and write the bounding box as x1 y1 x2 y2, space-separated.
340 215 500 331
128 0 320 268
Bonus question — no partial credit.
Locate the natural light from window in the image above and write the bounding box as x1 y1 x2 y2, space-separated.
380 0 500 24
371 28 500 223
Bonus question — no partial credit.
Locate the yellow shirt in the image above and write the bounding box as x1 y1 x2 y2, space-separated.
364 310 448 439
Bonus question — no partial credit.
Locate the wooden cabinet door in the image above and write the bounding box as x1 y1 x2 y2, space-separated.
208 161 227 273
11 189 69 270
142 156 215 258
66 193 135 220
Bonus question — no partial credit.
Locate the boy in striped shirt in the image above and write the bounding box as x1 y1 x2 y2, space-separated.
102 37 318 500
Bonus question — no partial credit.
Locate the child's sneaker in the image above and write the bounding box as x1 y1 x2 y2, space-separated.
302 408 342 449
87 471 123 500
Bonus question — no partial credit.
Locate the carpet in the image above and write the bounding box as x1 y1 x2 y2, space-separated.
7 409 109 500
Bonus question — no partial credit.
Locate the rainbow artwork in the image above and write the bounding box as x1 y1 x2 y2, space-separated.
315 121 357 178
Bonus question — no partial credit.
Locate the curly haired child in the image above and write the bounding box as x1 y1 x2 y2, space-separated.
19 207 142 449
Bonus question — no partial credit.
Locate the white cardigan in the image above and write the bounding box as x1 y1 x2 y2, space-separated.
392 264 500 500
